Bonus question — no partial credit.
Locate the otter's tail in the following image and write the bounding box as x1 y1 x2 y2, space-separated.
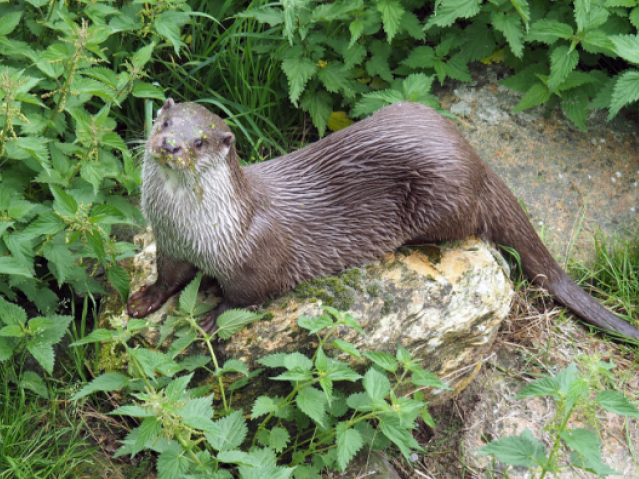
480 172 639 339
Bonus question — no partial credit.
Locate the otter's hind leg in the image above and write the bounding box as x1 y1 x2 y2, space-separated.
127 251 198 318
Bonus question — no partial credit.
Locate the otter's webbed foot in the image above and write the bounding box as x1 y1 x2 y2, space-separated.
127 282 182 318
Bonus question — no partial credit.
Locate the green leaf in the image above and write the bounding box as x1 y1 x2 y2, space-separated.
271 369 314 382
238 6 283 26
284 352 313 372
164 373 193 402
378 415 420 460
366 52 393 82
154 15 185 55
548 46 579 93
364 351 398 372
526 19 573 44
630 7 639 30
611 34 639 64
411 370 450 389
426 0 482 28
26 341 53 373
582 30 615 54
352 89 404 117
332 338 361 358
107 265 130 303
179 355 211 372
281 55 317 106
0 257 33 278
0 12 22 36
0 336 17 361
401 11 425 40
318 62 351 94
251 396 284 419
515 376 561 399
110 405 153 418
179 273 202 314
268 427 290 453
0 297 27 326
23 213 65 237
72 372 128 400
258 353 288 368
296 386 327 428
561 87 589 132
216 309 264 339
561 428 619 476
509 0 530 27
377 0 405 43
596 390 639 417
402 46 437 69
444 54 472 83
50 186 78 218
136 417 162 455
132 82 165 100
80 67 118 88
336 422 364 471
476 428 548 467
301 91 332 137
70 329 116 346
512 82 551 112
362 367 390 401
156 446 190 479
298 313 333 334
205 410 248 451
18 371 48 399
491 12 524 58
347 391 373 411
608 70 639 119
72 78 116 102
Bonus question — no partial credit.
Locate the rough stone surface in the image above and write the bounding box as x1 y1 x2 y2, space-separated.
101 229 514 406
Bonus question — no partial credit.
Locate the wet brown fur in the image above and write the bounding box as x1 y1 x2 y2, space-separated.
127 100 639 338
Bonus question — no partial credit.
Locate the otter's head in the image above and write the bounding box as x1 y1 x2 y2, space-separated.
146 98 235 172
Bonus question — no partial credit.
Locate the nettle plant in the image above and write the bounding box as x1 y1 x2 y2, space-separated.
0 1 192 334
241 0 639 135
72 273 449 478
478 359 639 478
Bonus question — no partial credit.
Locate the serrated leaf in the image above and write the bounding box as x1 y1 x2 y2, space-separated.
526 19 573 44
548 46 579 93
132 82 165 100
512 82 551 112
377 0 405 43
352 89 404 117
70 328 116 346
238 6 283 26
283 352 313 372
412 370 450 389
268 427 290 453
445 54 473 82
336 423 364 471
164 373 193 402
157 446 190 479
18 370 48 398
561 87 589 132
107 265 130 302
582 30 615 54
362 367 390 401
426 0 482 28
515 376 561 399
179 355 211 372
23 213 65 237
332 338 361 358
72 78 116 102
607 70 639 119
491 12 524 58
135 417 161 455
0 12 22 35
301 90 332 137
110 404 154 417
251 396 283 419
402 46 437 69
0 257 33 278
596 390 639 417
364 351 398 372
0 297 27 326
50 186 78 218
378 415 420 460
296 386 327 427
179 273 202 314
72 372 128 400
611 34 639 64
630 7 639 30
154 15 185 55
205 410 247 451
318 62 351 94
282 56 317 106
216 309 263 339
476 428 547 466
80 67 118 87
258 353 288 368
561 428 619 476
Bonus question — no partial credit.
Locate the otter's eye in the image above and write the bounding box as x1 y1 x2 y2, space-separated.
162 119 171 128
194 139 203 149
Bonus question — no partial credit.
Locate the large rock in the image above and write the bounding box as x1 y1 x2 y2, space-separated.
99 229 514 404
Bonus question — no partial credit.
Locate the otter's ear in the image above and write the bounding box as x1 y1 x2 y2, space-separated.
157 98 175 117
221 132 235 147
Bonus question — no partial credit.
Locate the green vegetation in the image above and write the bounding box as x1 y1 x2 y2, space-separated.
478 358 639 478
0 0 638 476
72 276 448 478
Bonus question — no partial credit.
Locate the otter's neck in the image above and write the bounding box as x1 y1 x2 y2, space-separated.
142 150 256 278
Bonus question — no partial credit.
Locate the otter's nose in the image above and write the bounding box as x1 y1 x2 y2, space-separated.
162 137 182 155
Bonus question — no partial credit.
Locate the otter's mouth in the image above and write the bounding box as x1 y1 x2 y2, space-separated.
146 137 196 171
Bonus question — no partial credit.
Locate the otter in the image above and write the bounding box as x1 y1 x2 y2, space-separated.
127 98 639 339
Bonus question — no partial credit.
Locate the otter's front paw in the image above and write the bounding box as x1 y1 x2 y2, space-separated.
126 283 175 318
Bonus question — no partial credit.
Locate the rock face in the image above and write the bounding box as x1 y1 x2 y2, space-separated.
101 229 514 403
